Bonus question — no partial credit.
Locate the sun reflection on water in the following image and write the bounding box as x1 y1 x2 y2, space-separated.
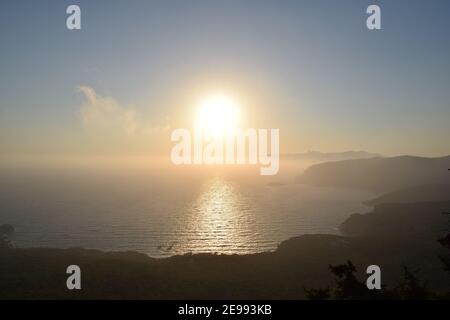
186 177 256 255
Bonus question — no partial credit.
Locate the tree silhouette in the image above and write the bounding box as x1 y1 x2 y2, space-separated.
394 266 431 299
305 260 386 299
329 261 377 299
305 260 431 299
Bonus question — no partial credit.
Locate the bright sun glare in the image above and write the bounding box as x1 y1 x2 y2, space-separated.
194 94 240 139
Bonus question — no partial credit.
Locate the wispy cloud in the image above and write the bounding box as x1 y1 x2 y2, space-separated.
78 85 139 135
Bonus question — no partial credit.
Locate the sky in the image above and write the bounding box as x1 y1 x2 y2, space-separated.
0 0 450 158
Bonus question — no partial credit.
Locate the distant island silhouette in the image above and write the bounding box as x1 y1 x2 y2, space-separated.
283 150 382 162
297 155 450 192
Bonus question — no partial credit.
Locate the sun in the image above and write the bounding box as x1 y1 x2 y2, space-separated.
194 94 240 139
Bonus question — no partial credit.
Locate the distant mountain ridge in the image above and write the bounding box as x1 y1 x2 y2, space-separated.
284 150 381 162
297 155 450 192
339 200 450 237
364 184 450 206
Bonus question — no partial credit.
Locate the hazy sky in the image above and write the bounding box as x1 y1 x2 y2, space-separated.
1 0 449 157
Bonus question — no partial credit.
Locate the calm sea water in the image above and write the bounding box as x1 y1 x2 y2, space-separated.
0 159 374 258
